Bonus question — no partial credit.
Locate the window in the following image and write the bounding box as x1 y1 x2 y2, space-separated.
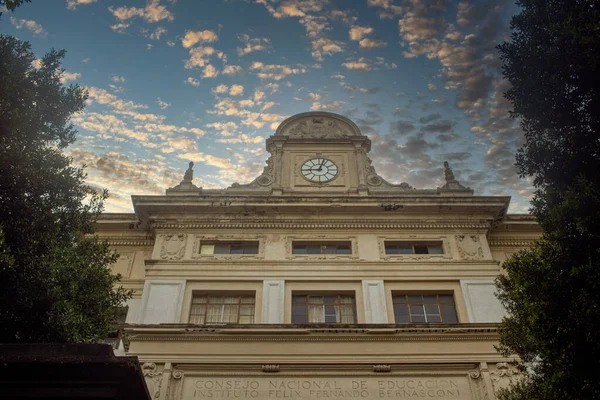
392 294 458 323
292 241 352 255
292 294 356 324
385 241 443 255
200 241 259 255
189 294 255 324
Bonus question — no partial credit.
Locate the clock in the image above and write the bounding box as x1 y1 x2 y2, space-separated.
301 158 338 183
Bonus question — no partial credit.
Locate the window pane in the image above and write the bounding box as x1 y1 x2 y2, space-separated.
414 245 428 254
441 305 458 323
422 295 438 304
394 305 409 323
336 245 351 254
229 244 244 254
411 315 426 323
214 244 229 254
427 245 443 254
306 245 321 254
439 295 455 304
309 296 324 304
427 315 442 323
408 295 423 303
410 305 424 314
240 296 255 304
292 295 306 304
239 315 254 324
192 296 208 304
292 245 307 254
322 245 336 254
244 245 258 254
424 305 440 315
393 296 407 304
200 245 215 255
385 245 400 254
292 313 308 324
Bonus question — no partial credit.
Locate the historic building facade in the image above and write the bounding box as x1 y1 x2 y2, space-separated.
98 112 540 400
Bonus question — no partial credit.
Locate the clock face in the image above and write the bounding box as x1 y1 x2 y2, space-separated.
301 158 338 182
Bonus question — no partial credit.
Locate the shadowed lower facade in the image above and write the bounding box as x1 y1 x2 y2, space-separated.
97 112 540 400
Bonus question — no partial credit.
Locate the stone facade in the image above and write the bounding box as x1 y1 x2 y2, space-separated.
97 112 540 400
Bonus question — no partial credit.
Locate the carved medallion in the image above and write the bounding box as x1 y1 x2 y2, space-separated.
456 234 484 260
285 117 350 138
159 233 187 260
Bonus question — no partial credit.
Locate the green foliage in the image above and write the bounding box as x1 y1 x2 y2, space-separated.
0 35 131 343
496 0 600 399
0 0 31 15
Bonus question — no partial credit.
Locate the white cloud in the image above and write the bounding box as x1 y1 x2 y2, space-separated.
229 84 244 96
211 84 229 94
253 89 265 102
149 26 168 40
341 58 373 71
202 64 219 78
185 77 200 87
222 65 243 76
82 58 91 63
184 46 215 69
182 30 218 48
349 25 373 41
311 37 344 61
157 97 170 109
110 23 130 33
331 73 345 79
60 71 81 83
66 0 97 10
177 152 234 170
109 0 174 23
249 62 306 80
359 38 386 48
236 34 271 56
111 75 126 83
10 17 47 36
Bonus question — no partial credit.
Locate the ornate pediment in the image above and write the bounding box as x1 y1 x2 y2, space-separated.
275 112 362 138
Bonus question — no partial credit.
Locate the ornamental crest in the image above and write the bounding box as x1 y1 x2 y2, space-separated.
160 233 187 260
286 117 349 138
456 234 484 260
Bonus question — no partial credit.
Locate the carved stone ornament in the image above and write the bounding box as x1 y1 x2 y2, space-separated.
373 364 391 373
468 369 489 400
287 117 349 138
160 233 187 260
262 364 280 373
228 156 273 189
166 161 202 193
490 362 521 384
142 363 162 399
456 234 484 260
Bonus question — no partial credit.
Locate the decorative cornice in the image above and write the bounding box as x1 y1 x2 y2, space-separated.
122 324 499 348
488 238 538 247
101 237 154 246
150 220 491 230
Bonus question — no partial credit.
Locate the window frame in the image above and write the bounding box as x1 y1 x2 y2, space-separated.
384 241 444 255
378 236 452 260
192 235 264 259
291 292 358 324
189 292 256 325
287 237 358 259
391 293 458 324
291 241 352 255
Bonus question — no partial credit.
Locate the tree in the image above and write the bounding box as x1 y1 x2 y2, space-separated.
0 35 130 343
495 1 600 399
0 0 31 16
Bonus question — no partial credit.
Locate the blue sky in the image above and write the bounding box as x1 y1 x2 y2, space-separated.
0 0 531 213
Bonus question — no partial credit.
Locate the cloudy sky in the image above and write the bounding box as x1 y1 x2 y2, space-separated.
1 0 532 213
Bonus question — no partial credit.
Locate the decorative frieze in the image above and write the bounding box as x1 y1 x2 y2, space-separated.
150 221 491 230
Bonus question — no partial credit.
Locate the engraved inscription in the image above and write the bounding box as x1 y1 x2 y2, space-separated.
182 377 469 400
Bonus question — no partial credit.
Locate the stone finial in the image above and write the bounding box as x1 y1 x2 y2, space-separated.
439 161 471 192
166 161 201 194
183 161 194 182
443 161 456 183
